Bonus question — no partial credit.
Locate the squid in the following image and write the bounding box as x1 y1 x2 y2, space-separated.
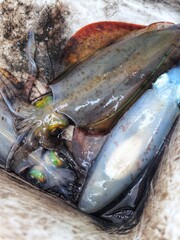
79 66 180 230
0 21 179 231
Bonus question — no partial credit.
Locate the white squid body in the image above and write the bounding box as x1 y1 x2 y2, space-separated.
78 66 180 213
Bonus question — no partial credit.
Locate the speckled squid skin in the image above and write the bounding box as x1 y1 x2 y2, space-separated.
51 23 180 134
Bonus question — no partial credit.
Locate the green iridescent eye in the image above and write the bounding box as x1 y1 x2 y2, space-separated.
29 168 46 183
50 151 64 167
35 96 53 108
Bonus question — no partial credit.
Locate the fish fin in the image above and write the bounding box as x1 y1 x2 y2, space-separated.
59 21 146 73
0 68 36 119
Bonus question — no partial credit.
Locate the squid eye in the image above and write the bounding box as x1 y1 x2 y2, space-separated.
34 96 53 108
29 166 46 183
50 151 64 167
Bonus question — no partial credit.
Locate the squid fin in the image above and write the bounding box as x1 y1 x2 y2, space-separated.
145 21 175 32
63 21 175 69
59 21 146 73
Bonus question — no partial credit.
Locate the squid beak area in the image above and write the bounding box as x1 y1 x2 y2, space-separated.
48 123 66 136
